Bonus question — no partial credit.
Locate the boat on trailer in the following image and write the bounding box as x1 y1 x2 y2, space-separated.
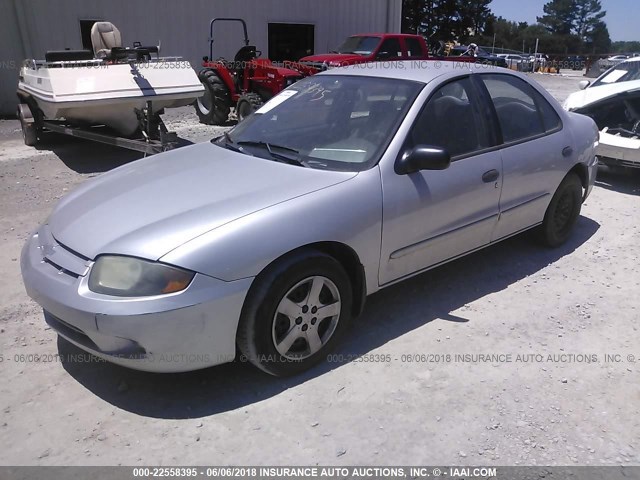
16 22 204 154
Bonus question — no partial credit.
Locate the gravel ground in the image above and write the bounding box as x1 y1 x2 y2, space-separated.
0 71 639 467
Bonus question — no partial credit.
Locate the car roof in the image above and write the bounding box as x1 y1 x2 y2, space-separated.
320 60 504 84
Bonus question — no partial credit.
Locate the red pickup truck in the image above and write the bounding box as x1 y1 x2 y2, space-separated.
299 33 465 69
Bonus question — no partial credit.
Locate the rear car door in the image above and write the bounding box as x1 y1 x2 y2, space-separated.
403 37 425 59
475 73 568 241
375 37 404 61
379 76 503 285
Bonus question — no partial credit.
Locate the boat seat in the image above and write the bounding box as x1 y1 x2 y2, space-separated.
91 22 122 58
45 50 94 62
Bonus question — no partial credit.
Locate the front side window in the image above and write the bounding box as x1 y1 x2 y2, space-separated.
408 77 490 158
480 74 546 143
219 75 422 172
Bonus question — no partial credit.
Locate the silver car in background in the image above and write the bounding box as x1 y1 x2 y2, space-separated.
21 62 598 376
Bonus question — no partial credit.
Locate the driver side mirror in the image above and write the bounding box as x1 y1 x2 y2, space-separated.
395 146 451 175
579 80 590 90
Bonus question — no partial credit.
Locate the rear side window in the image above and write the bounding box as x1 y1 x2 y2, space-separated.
405 38 423 58
480 74 546 143
533 90 562 132
377 38 402 59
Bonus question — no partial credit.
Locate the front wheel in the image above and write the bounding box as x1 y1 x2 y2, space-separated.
237 250 352 377
537 173 583 247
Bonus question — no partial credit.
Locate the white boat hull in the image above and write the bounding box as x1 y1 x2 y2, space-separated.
18 61 204 137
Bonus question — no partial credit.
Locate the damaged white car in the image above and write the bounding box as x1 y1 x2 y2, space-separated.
564 57 640 168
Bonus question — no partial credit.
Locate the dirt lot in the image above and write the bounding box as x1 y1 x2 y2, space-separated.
0 71 638 467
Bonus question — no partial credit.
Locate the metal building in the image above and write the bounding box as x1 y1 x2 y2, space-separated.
0 0 402 115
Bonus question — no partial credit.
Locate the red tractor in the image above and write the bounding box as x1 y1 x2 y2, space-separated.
194 18 310 125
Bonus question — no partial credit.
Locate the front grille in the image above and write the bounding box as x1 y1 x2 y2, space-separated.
55 239 90 261
42 257 80 278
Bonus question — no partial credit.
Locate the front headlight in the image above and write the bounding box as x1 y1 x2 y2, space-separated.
88 256 195 297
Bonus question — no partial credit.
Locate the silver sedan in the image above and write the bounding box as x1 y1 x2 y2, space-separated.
21 62 599 376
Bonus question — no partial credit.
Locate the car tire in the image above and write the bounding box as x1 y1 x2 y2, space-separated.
195 70 232 125
236 93 264 122
537 173 583 247
237 249 353 377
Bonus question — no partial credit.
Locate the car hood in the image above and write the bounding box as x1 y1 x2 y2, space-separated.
49 142 356 261
564 79 640 111
300 53 365 65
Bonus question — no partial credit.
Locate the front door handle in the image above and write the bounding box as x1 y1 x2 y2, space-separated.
562 146 574 157
482 169 500 183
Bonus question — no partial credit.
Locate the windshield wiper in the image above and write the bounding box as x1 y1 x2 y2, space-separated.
213 131 246 154
236 141 306 167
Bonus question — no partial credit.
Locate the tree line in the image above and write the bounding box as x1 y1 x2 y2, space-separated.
401 0 620 55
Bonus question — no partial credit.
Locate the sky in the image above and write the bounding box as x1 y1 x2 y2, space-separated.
489 0 637 42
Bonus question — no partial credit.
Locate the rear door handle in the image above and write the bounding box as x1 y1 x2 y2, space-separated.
562 146 573 157
482 169 500 183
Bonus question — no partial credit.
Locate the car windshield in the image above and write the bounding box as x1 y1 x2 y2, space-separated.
216 75 422 172
592 60 640 87
335 36 381 55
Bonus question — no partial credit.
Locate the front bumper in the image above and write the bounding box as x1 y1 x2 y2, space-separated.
21 226 253 372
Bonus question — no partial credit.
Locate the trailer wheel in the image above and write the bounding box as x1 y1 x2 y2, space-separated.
195 70 232 125
236 93 264 122
17 104 38 147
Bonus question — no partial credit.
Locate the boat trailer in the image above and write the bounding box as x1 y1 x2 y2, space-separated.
17 98 178 155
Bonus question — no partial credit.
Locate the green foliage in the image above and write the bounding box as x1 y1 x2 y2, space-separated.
537 0 575 35
536 0 609 52
573 0 606 40
611 41 640 54
401 0 616 55
584 21 611 54
401 0 492 40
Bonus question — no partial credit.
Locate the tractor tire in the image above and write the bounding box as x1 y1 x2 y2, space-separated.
236 93 264 122
195 70 232 125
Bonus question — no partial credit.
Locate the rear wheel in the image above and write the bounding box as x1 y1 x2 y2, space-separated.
195 70 232 125
236 93 263 122
537 173 583 247
237 250 352 377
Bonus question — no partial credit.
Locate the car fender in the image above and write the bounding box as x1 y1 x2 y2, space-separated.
160 167 384 295
565 111 599 199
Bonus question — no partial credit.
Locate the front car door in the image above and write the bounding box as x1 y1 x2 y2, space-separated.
379 75 503 285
